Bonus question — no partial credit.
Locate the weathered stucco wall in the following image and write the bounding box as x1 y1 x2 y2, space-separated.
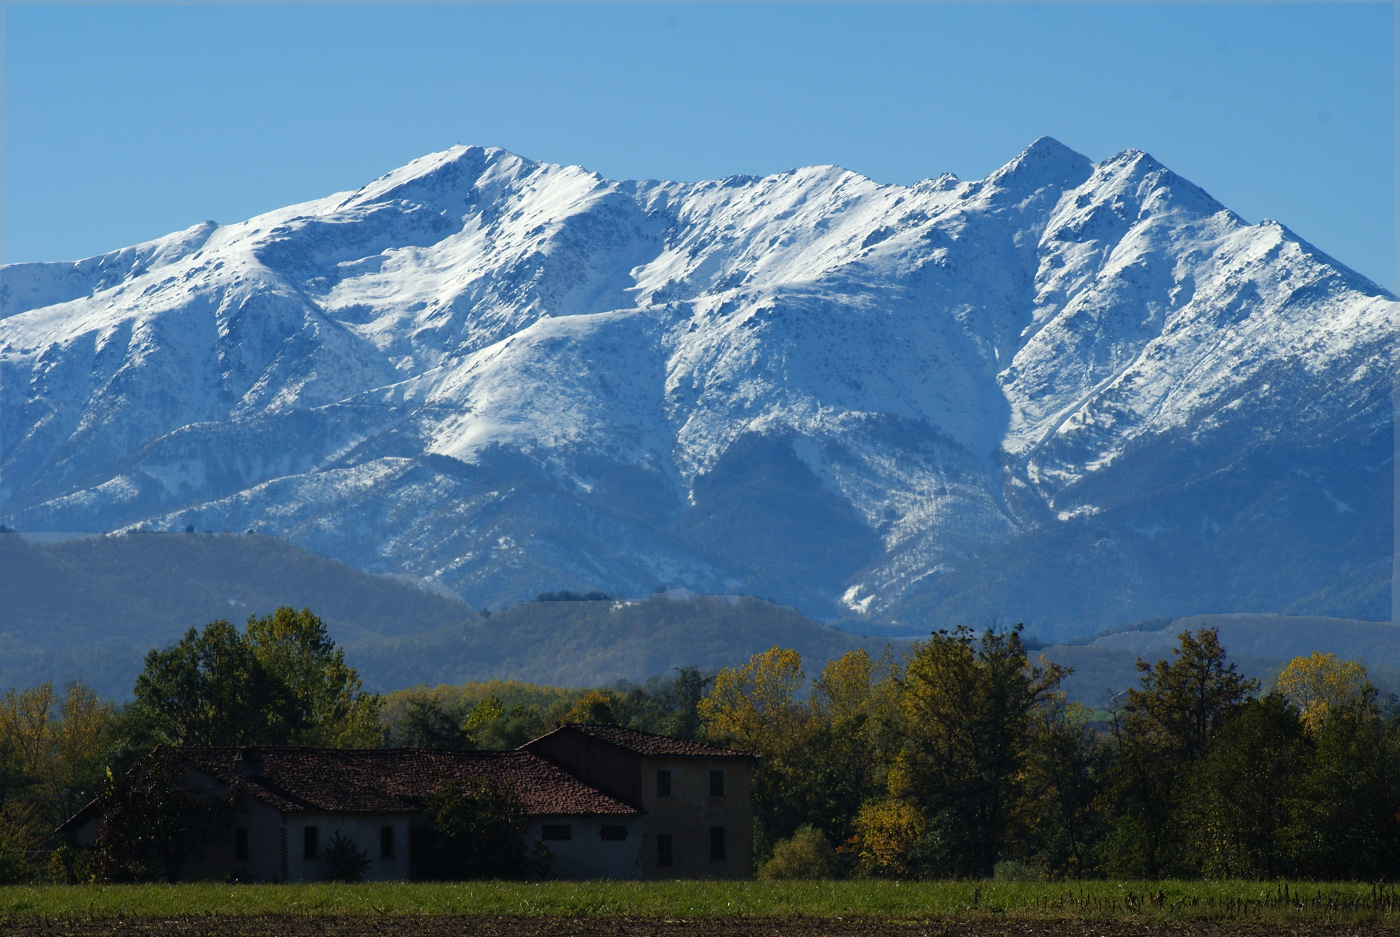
639 757 753 880
528 815 643 879
183 799 413 883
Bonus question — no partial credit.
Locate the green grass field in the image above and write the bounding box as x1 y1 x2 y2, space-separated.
1 880 1397 923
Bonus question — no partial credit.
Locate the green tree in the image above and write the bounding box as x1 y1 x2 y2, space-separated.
245 607 380 746
132 609 379 748
612 667 714 740
895 626 1069 878
133 620 292 746
1105 628 1258 877
388 697 474 749
414 776 547 880
89 748 233 883
1184 694 1304 878
1284 689 1400 879
1020 701 1111 878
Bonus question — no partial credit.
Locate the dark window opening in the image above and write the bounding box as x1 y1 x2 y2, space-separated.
710 825 726 861
657 833 673 867
599 825 628 841
233 828 248 862
656 769 672 797
541 824 573 841
304 825 319 860
709 769 725 797
380 825 396 859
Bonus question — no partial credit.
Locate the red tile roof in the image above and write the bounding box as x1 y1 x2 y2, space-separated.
530 724 752 758
176 747 639 817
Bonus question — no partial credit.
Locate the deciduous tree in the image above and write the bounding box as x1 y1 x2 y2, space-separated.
132 609 379 748
699 647 821 853
1184 694 1304 878
896 626 1069 878
1105 628 1257 877
1275 652 1371 733
414 776 547 880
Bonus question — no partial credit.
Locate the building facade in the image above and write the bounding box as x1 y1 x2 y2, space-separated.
523 724 755 879
61 727 752 882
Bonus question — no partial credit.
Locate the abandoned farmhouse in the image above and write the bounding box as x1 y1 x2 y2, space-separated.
63 724 754 881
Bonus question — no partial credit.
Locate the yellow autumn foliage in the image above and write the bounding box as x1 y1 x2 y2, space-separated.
697 646 814 756
851 798 927 878
1274 652 1370 732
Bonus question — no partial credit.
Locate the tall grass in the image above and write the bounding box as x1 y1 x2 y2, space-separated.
2 880 1398 922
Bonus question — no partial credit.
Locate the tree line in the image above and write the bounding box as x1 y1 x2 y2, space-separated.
708 627 1400 881
1 607 1397 882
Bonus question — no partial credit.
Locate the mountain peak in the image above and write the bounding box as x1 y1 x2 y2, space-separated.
985 136 1094 193
2 139 1392 638
344 144 535 209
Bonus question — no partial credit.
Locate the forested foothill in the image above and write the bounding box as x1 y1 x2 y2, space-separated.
0 533 887 697
1 605 1398 885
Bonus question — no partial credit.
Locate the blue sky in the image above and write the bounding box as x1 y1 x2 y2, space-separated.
6 3 1395 290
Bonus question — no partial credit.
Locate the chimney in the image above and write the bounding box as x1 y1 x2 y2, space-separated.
233 747 264 778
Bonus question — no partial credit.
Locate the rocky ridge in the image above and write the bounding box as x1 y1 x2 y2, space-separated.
2 138 1392 637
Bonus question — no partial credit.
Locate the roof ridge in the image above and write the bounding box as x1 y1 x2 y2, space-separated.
528 723 751 758
169 745 639 816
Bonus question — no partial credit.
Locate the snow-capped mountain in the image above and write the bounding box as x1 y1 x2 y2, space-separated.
3 138 1393 638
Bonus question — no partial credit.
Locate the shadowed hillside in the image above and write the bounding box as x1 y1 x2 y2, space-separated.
0 534 896 696
0 532 480 697
1041 612 1400 706
348 590 899 690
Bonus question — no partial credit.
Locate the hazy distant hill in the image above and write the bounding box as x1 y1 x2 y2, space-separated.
0 531 479 697
0 533 893 697
350 590 898 690
1042 612 1400 706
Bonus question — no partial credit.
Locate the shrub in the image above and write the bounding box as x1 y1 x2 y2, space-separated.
414 776 549 880
850 799 927 878
758 824 838 880
91 749 233 882
993 859 1042 882
323 831 371 883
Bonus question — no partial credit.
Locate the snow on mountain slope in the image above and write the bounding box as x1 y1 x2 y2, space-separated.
2 138 1392 635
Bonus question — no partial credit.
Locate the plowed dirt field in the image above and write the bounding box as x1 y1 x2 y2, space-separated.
4 918 1395 937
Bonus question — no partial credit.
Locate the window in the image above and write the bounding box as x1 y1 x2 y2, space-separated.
599 825 628 841
710 826 726 861
380 825 396 859
656 833 673 867
710 769 725 797
233 828 248 862
656 769 672 797
541 824 573 841
303 826 319 860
